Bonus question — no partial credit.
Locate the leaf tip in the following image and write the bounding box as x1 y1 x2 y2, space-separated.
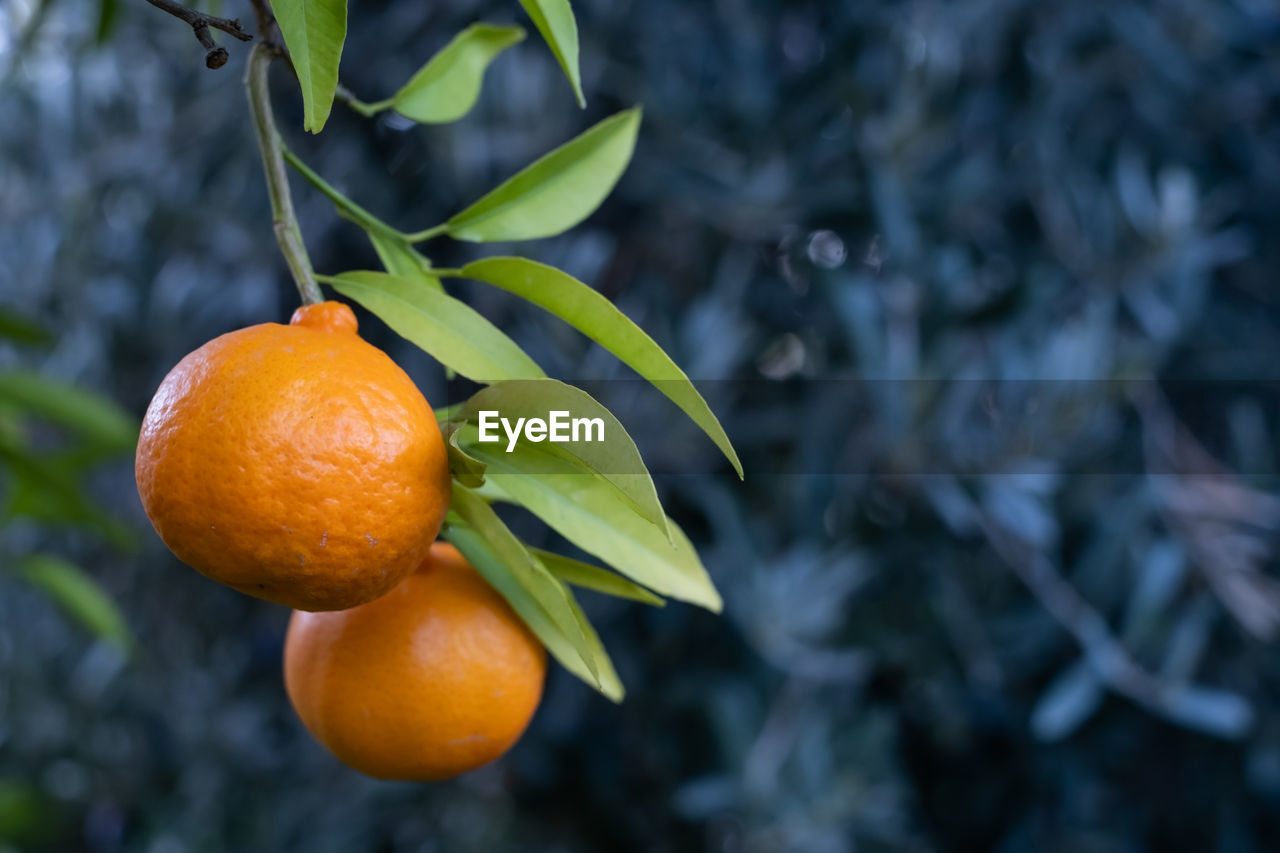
689 585 724 614
304 112 330 135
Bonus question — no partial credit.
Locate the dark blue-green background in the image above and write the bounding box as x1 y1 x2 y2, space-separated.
4 0 1280 850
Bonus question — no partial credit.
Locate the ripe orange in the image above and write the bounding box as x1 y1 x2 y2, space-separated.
135 301 450 611
284 542 547 781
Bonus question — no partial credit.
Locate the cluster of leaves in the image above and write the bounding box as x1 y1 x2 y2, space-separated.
267 0 740 699
0 309 133 654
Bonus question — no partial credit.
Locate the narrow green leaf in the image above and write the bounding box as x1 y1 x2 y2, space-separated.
458 258 742 476
443 424 487 488
0 439 133 548
461 436 722 611
328 271 545 383
0 778 53 844
442 516 624 700
367 231 443 292
94 0 120 44
17 554 130 651
532 548 664 606
272 0 347 133
447 487 600 682
446 108 641 242
460 379 668 533
0 372 137 452
562 588 623 699
0 309 51 347
517 0 585 107
435 403 463 422
392 24 525 124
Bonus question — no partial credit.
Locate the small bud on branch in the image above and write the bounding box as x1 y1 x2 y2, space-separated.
144 0 252 69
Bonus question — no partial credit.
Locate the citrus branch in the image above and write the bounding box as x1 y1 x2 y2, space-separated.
245 0 280 48
143 0 252 69
245 44 323 306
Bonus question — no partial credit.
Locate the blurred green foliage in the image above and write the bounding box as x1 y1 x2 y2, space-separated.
0 309 134 654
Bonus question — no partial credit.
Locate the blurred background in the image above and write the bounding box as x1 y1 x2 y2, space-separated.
4 0 1280 849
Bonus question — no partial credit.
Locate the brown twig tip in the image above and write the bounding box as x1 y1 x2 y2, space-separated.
145 0 253 69
205 46 230 69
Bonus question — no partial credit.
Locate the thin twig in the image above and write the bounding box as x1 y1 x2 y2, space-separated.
144 0 251 69
1131 386 1280 641
143 0 252 39
245 44 323 306
981 512 1253 738
246 0 282 51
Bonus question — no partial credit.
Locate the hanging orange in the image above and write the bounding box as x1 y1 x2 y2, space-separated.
135 301 450 611
284 542 548 780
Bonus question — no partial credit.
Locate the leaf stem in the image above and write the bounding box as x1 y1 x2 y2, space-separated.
245 44 324 306
335 84 392 117
404 223 450 243
282 148 401 240
282 149 454 247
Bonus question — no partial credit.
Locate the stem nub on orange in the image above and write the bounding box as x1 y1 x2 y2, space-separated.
135 302 450 612
284 542 547 781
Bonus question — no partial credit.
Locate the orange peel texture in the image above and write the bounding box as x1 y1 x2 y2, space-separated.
284 542 548 781
135 302 450 611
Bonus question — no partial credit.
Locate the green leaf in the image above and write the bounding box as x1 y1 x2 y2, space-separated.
367 231 443 291
458 258 742 476
0 309 51 347
560 587 623 699
517 0 585 107
17 554 131 651
447 487 600 682
0 778 54 845
0 439 133 548
272 0 347 133
442 515 623 700
94 0 120 44
461 435 722 611
328 271 545 383
460 378 668 533
443 424 487 488
0 372 137 452
446 107 641 242
532 547 664 606
392 24 525 124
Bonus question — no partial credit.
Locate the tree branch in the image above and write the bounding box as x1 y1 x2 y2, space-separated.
981 512 1253 738
144 0 252 69
245 44 323 306
246 0 283 51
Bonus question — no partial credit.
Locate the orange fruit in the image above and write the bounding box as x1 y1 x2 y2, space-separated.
135 301 450 611
284 542 547 781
